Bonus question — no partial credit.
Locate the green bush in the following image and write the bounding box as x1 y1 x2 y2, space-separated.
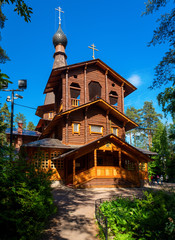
0 147 56 240
99 191 175 240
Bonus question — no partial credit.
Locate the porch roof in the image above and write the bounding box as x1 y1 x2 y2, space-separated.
40 98 138 138
54 134 152 163
23 138 71 149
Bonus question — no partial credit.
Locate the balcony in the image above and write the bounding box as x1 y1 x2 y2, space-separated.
71 98 80 107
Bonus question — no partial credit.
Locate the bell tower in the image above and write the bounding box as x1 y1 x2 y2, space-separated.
52 6 68 69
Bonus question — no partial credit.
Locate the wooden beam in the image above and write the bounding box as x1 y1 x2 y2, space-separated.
84 107 88 144
105 70 108 102
94 149 97 177
84 65 87 103
119 149 121 169
66 114 69 144
73 159 76 185
106 110 109 134
66 70 69 110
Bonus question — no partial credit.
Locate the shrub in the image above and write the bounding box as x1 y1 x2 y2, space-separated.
0 147 56 240
99 191 175 240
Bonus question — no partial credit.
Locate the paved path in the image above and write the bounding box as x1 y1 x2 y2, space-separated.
41 185 145 240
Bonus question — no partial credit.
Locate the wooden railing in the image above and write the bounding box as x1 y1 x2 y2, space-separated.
73 166 140 186
71 98 80 107
74 167 96 185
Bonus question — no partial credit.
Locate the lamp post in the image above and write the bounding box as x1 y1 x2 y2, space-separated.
2 80 27 147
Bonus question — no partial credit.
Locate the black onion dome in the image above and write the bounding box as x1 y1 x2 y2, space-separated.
53 24 67 48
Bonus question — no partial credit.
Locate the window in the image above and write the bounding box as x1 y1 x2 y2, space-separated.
34 151 49 169
89 81 102 101
90 125 103 134
125 160 135 171
139 163 146 171
109 91 118 107
111 127 118 136
48 112 54 119
51 151 63 169
72 123 80 134
70 82 80 107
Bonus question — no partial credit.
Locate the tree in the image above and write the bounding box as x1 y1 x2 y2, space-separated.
143 0 175 119
0 102 10 127
126 106 142 146
27 121 35 131
0 0 32 88
139 101 162 148
15 112 26 129
149 123 169 176
0 103 7 144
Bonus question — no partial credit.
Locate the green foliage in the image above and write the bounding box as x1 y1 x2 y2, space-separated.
149 122 169 176
0 102 8 144
143 0 175 119
126 101 162 148
0 102 10 127
0 0 32 87
27 121 35 131
98 191 175 240
15 112 26 129
157 86 175 119
0 147 56 240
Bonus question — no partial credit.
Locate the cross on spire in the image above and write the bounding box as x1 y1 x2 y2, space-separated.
88 44 99 59
55 6 64 25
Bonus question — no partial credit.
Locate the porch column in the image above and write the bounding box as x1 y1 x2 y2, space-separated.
73 159 76 185
94 149 97 177
145 162 148 172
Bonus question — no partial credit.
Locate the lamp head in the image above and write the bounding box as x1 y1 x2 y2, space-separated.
18 79 27 90
15 94 23 99
2 82 8 89
6 96 11 102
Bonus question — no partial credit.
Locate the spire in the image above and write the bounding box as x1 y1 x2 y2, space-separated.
52 6 68 69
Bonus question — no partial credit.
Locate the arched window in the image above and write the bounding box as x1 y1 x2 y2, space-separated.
89 81 102 101
70 82 80 107
109 91 118 107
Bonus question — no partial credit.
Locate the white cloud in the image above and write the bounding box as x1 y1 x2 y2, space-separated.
127 74 142 87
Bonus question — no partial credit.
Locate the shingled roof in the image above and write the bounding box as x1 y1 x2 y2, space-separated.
5 128 41 137
23 138 71 149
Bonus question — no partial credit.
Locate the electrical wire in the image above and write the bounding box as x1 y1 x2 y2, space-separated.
14 103 37 110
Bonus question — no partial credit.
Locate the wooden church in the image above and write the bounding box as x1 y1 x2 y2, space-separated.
24 8 153 188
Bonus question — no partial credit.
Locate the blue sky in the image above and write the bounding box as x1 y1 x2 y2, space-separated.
0 0 173 126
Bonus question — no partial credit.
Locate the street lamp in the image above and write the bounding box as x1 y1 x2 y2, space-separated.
2 80 27 147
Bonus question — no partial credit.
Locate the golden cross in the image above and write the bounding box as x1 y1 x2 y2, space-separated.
55 6 64 25
88 44 99 59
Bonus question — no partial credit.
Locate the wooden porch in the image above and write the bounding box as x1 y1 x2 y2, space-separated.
65 147 147 188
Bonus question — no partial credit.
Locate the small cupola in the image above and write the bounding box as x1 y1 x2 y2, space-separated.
53 24 68 48
52 7 68 69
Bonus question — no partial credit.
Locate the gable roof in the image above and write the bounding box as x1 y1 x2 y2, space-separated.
54 134 151 163
40 98 138 138
44 58 136 97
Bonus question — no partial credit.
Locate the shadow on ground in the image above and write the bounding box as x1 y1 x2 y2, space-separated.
40 186 146 240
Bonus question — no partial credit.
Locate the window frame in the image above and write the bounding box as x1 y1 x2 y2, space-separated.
48 112 54 119
72 122 80 135
111 127 118 136
89 124 103 135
